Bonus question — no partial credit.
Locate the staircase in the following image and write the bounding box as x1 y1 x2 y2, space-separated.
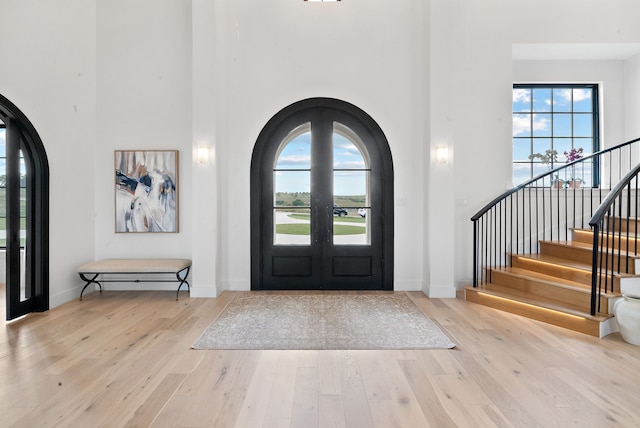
465 225 637 336
469 138 640 338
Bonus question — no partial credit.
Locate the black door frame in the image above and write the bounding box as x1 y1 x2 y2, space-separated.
250 97 393 290
1 94 49 320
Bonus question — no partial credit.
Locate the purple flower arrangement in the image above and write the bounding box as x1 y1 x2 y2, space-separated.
564 147 584 163
564 147 584 186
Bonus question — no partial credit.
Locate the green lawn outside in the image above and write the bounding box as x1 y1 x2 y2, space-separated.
0 218 27 229
288 213 365 224
0 187 28 217
276 223 365 235
0 218 27 247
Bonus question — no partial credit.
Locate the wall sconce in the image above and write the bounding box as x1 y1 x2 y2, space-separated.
435 145 449 164
197 146 210 164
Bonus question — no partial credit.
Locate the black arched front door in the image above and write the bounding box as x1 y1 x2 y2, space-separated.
1 94 49 320
251 98 393 290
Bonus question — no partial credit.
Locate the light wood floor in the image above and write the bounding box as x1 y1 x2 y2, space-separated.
2 289 640 427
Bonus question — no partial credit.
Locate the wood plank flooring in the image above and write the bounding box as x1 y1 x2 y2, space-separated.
1 289 640 427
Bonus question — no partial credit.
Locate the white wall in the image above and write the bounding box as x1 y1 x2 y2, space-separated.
625 54 640 141
94 0 193 290
0 0 97 306
429 0 640 289
3 0 640 307
426 0 456 297
215 0 428 291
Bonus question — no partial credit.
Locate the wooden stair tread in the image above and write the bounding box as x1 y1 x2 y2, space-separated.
516 252 635 279
465 285 611 322
543 239 640 257
540 239 591 248
510 252 590 272
574 227 640 235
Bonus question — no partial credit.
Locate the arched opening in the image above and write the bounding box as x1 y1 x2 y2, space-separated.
251 98 393 290
0 94 49 320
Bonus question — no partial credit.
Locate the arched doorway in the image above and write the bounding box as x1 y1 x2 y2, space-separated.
251 98 393 290
0 94 49 320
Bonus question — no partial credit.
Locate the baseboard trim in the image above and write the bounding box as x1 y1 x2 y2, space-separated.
50 287 82 309
224 280 251 291
190 284 220 298
393 280 422 291
425 284 457 298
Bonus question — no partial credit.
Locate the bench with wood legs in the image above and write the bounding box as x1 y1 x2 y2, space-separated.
77 259 191 301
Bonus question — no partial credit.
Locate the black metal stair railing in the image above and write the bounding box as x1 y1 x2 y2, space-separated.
589 164 640 315
471 137 640 316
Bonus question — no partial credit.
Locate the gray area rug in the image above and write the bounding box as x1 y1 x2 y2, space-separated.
192 293 456 350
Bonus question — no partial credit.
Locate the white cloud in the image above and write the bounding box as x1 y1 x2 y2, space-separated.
573 89 592 102
513 114 549 137
513 114 529 136
513 89 530 104
338 151 355 157
513 163 531 172
533 115 549 132
335 142 360 155
278 155 310 165
335 160 365 169
557 88 591 103
557 89 572 102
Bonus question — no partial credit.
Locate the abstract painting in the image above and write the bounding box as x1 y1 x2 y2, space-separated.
115 150 178 233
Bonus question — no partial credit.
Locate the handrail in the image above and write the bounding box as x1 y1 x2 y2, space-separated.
589 163 640 227
588 163 640 314
472 137 640 221
471 137 640 315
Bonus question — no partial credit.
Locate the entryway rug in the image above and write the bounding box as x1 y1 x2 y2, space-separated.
191 293 456 350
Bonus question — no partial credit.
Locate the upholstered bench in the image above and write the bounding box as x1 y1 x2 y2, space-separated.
78 258 191 301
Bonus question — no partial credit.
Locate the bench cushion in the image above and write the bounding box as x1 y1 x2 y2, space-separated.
78 259 191 274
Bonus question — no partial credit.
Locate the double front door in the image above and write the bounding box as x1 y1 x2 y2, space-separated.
251 98 393 291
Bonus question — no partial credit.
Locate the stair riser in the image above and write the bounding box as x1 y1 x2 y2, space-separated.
511 256 592 286
606 217 640 234
592 253 640 275
540 242 638 274
465 288 602 337
540 242 592 264
488 270 611 314
571 230 592 245
573 231 640 252
511 256 621 292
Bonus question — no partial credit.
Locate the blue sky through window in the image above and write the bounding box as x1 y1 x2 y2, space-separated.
275 131 367 196
512 85 596 186
0 128 27 176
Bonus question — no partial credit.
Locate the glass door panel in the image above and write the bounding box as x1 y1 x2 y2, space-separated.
273 170 311 245
1 130 28 302
332 123 370 245
273 124 311 245
19 154 27 301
